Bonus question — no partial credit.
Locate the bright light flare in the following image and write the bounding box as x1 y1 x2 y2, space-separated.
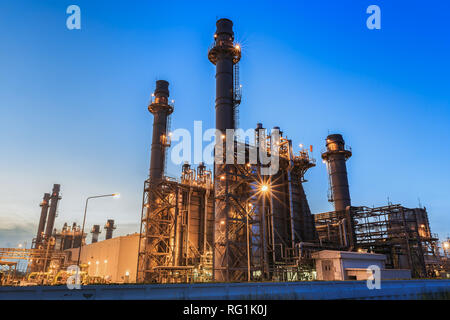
113 193 120 198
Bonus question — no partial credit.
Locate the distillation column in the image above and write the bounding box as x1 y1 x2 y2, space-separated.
44 184 61 239
208 18 243 281
35 193 50 247
321 134 352 212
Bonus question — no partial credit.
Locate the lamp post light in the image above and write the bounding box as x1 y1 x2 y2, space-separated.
443 241 449 258
76 193 119 269
104 259 108 278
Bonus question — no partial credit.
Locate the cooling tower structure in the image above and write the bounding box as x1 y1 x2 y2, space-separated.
321 134 352 212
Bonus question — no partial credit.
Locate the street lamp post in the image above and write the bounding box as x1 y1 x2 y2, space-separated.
76 193 119 269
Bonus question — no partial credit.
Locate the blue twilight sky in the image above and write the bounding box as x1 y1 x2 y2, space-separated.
0 0 449 248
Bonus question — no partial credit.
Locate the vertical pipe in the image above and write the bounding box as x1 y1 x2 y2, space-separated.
36 193 50 246
136 180 147 283
246 209 250 282
203 190 208 254
269 190 276 264
286 140 296 247
321 134 352 212
186 189 192 265
173 187 180 266
255 123 269 278
44 184 61 239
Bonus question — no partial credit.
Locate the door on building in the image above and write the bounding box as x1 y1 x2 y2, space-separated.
322 260 334 281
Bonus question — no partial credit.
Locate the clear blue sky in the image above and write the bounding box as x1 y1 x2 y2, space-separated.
0 0 449 248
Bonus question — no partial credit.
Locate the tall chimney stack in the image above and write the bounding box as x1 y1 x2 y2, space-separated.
208 18 242 282
321 134 352 212
44 184 61 239
35 193 50 246
104 219 116 240
148 80 173 182
91 224 101 243
208 18 241 133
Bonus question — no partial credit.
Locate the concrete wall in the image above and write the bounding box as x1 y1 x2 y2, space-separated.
346 268 411 280
0 280 449 300
66 233 139 283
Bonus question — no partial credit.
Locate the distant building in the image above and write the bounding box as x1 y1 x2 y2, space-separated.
66 233 139 283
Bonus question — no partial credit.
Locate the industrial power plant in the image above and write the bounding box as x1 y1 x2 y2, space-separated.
0 19 449 288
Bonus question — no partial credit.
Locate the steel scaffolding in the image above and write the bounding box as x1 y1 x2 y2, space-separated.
314 204 440 277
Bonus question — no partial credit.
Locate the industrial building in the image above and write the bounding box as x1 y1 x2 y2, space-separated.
0 18 448 286
312 250 411 281
66 233 139 283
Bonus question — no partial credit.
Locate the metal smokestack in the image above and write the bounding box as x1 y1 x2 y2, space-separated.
208 18 241 133
321 134 352 212
44 184 61 239
35 193 50 246
91 224 101 243
148 80 173 182
104 219 116 240
208 18 241 282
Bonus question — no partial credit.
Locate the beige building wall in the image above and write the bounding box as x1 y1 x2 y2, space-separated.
66 233 139 283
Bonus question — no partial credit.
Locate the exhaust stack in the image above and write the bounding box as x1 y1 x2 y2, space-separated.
208 18 241 133
148 80 173 182
208 18 242 282
321 134 352 212
104 219 116 240
35 193 50 246
91 224 101 243
44 184 61 239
